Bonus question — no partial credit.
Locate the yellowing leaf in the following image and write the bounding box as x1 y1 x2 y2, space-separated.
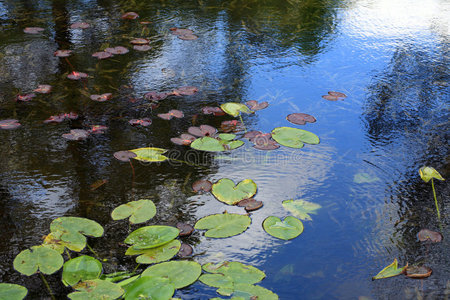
372 259 407 280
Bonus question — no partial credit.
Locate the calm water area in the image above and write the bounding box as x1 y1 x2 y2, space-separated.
0 0 449 299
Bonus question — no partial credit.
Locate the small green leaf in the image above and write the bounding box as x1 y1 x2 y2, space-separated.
282 200 321 221
191 136 244 152
124 225 179 250
199 273 235 289
221 102 254 117
141 261 202 289
372 259 407 280
212 178 257 205
195 213 251 238
123 276 174 300
271 127 319 149
111 199 156 224
68 279 124 300
0 283 28 300
125 239 181 264
218 133 236 141
231 283 279 300
419 166 444 183
62 256 102 286
202 261 266 285
13 245 64 276
263 216 304 240
129 147 168 162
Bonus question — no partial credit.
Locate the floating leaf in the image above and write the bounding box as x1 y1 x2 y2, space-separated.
16 93 35 101
124 225 179 250
263 216 304 240
130 38 149 45
282 200 321 221
44 112 78 123
353 173 380 184
158 110 184 120
121 12 139 19
212 179 257 205
92 51 112 59
50 217 104 252
144 91 170 100
195 213 251 238
419 166 444 183
202 261 266 285
70 22 90 29
90 93 112 102
129 147 168 162
202 106 225 116
111 199 156 224
220 102 253 117
113 151 136 162
176 222 194 236
67 71 88 80
192 179 212 193
88 125 108 134
34 84 52 94
188 125 217 137
0 119 21 130
62 129 89 141
62 256 102 286
23 27 44 34
286 113 316 125
104 46 129 55
128 118 152 126
178 243 193 257
13 245 63 276
322 91 347 101
229 283 278 300
246 100 268 111
141 261 202 289
133 45 151 51
170 28 194 35
372 259 407 280
243 131 262 139
0 283 28 300
237 198 263 212
178 34 198 40
171 133 196 146
125 239 181 264
123 276 174 300
417 229 443 243
54 50 72 57
68 279 123 300
199 273 234 289
251 133 279 150
271 127 319 148
191 136 244 152
221 120 244 133
172 86 198 96
405 266 432 279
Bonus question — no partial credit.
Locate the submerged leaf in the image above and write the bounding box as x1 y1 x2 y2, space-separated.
34 84 52 94
23 27 44 34
121 12 139 19
104 46 129 55
111 199 156 224
282 200 321 221
263 216 304 240
195 213 251 238
0 119 21 130
92 51 112 59
70 22 90 29
212 178 257 205
54 50 72 57
372 259 407 280
62 129 89 141
353 172 380 184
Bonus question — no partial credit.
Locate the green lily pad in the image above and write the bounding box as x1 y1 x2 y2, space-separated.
271 127 319 148
282 200 321 221
212 179 257 205
372 259 407 280
202 261 265 285
124 226 179 250
263 216 304 240
191 136 244 152
0 283 28 300
229 283 279 300
195 213 251 238
218 133 237 141
13 245 64 276
199 273 234 289
129 147 168 162
141 261 202 289
123 276 174 300
111 199 156 224
220 102 254 117
50 217 104 252
125 239 181 264
353 173 380 184
62 256 103 286
419 166 445 183
68 279 124 300
42 232 66 253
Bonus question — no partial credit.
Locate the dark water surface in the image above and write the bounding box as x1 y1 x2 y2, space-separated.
0 0 449 299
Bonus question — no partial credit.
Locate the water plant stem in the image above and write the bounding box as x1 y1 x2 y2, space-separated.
86 243 101 260
133 264 141 273
431 178 441 220
40 272 55 300
239 114 247 133
129 160 135 187
65 248 71 260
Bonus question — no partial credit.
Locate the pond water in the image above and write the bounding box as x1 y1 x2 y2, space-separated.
0 0 449 299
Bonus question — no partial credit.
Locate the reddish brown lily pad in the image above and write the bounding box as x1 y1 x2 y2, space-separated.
62 129 89 141
0 119 21 130
202 106 225 116
140 21 151 25
122 12 139 19
90 93 112 102
249 132 279 150
172 86 198 96
70 22 90 29
54 49 72 57
170 134 196 146
405 266 432 279
144 91 171 101
243 130 262 139
322 91 347 101
130 38 150 45
178 34 198 40
105 46 129 55
133 45 151 52
220 120 243 133
67 71 88 80
192 179 212 193
34 84 52 94
24 27 44 34
237 198 263 212
177 223 194 237
129 118 152 126
158 110 184 120
188 125 217 137
44 112 78 123
88 125 108 134
418 229 443 243
246 100 268 111
92 51 112 59
178 243 193 257
16 93 36 102
170 28 194 36
113 151 137 162
286 113 316 125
